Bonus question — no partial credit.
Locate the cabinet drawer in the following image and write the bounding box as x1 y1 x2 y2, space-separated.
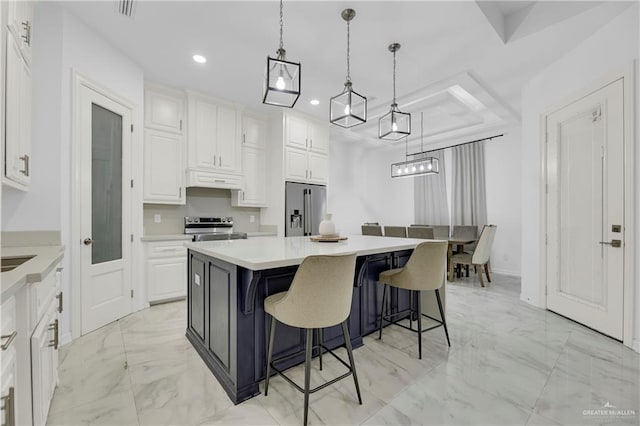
34 267 57 325
187 170 242 189
146 241 188 259
1 296 16 343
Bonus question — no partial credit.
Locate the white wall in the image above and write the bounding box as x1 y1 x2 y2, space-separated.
520 4 638 345
485 129 522 275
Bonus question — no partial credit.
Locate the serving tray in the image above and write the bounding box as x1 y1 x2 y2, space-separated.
309 235 348 242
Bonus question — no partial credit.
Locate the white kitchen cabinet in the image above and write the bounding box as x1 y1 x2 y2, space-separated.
30 299 58 426
308 121 329 154
144 240 188 303
7 0 33 65
285 115 309 149
144 84 185 134
232 146 267 207
1 345 17 426
143 129 185 204
284 147 309 182
281 112 329 185
308 152 328 184
242 115 266 149
4 30 32 190
187 93 241 176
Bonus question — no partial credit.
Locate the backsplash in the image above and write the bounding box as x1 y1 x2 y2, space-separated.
143 188 261 235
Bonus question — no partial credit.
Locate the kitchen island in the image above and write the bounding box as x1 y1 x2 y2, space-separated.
185 235 445 404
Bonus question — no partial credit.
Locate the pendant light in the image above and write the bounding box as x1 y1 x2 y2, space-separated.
391 112 438 178
330 9 367 128
263 0 301 108
379 43 411 140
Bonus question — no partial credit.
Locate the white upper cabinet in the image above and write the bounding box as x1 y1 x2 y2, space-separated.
242 115 265 149
285 115 309 149
4 30 32 190
187 93 241 176
143 129 185 204
308 121 329 154
144 85 185 134
281 112 329 184
308 152 328 184
7 0 33 65
284 147 309 182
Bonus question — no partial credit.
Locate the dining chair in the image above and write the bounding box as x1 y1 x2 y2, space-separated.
407 226 434 239
383 226 407 238
362 225 383 236
451 225 497 287
411 224 450 239
451 225 479 276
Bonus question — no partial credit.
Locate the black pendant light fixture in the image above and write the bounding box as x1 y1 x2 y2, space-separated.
391 112 439 178
379 43 411 140
263 0 301 108
330 8 367 128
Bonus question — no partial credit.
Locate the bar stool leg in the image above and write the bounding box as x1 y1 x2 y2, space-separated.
409 291 413 330
265 317 277 396
303 328 313 426
341 321 362 405
317 328 323 371
378 284 388 340
435 289 451 347
417 292 422 360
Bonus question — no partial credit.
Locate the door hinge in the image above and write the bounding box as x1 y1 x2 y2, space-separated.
130 179 134 188
130 289 134 298
130 234 134 242
131 124 134 133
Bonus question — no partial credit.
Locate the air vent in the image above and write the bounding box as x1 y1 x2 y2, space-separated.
115 0 136 18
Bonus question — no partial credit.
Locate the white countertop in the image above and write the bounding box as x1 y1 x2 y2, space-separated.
1 245 65 302
185 235 432 270
141 234 193 242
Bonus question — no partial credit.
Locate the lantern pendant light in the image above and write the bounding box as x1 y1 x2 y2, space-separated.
330 9 367 128
379 43 411 140
263 0 301 108
391 112 439 178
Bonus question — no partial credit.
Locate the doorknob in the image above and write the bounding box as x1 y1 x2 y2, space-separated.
83 238 93 245
599 239 621 248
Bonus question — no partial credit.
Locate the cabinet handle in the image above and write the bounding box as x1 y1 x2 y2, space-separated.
242 134 246 144
57 292 63 314
310 139 313 148
1 387 15 426
179 119 183 131
21 21 31 47
48 319 59 350
305 170 308 179
179 187 182 198
214 179 225 183
309 170 312 179
0 331 17 351
242 191 245 201
219 156 222 166
213 154 216 167
19 155 29 176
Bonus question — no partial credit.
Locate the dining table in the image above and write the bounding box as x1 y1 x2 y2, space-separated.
446 237 477 281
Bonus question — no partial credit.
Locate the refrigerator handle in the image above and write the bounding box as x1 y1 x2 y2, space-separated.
303 189 309 236
307 189 313 236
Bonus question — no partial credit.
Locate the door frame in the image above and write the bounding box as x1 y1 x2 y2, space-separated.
70 72 140 339
539 63 636 349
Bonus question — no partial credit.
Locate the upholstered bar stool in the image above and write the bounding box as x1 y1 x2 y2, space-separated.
362 224 383 236
264 253 362 426
384 226 407 238
407 226 434 239
378 241 450 359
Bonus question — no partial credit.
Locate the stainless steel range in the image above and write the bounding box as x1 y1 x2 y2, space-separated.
184 216 248 241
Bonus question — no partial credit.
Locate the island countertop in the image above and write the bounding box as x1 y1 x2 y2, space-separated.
185 235 435 270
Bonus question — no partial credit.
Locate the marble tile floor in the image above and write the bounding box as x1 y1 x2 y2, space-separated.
48 274 640 425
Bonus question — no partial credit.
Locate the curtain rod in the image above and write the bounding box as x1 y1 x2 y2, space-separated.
406 133 504 157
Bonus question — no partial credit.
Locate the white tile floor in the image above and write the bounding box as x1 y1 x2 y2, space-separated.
48 274 640 425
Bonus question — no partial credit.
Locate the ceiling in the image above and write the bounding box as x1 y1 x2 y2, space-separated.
59 0 633 148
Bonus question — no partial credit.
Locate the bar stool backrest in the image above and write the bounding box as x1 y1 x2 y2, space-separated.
391 241 447 291
268 253 357 329
362 225 383 236
472 225 497 265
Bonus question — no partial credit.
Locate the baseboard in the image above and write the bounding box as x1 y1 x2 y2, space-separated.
489 268 521 277
520 292 542 308
632 339 640 353
60 332 73 347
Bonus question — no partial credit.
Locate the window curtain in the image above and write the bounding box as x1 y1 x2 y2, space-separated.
451 142 487 226
414 149 449 225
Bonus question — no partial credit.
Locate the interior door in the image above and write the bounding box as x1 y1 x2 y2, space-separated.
546 79 624 339
79 84 133 335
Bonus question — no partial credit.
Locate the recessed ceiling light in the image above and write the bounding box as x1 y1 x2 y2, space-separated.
310 99 320 106
193 54 207 64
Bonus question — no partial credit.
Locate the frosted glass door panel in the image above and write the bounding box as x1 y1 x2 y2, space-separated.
91 103 123 265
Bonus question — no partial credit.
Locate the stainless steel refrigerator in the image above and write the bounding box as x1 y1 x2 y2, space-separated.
285 182 327 236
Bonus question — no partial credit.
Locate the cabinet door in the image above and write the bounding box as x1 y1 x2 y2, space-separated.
143 130 185 204
240 147 266 206
308 121 329 154
147 257 187 303
189 98 217 170
7 1 32 64
0 346 17 426
30 303 57 426
216 105 240 173
242 115 265 149
285 115 308 149
4 31 31 187
284 147 308 182
308 152 328 184
144 88 184 134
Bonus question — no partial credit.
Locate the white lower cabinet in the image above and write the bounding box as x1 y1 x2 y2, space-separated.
144 240 188 303
1 296 18 426
30 299 58 426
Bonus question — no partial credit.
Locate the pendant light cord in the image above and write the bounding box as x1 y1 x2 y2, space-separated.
279 0 284 51
392 50 397 104
346 18 351 83
420 112 424 156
